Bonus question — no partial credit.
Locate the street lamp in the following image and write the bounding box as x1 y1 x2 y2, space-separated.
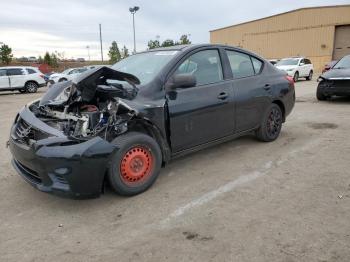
129 6 140 54
86 45 90 61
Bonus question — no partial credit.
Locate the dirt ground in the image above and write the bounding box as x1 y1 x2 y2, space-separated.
0 79 349 262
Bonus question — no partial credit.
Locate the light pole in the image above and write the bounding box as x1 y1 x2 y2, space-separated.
129 6 140 54
86 45 90 61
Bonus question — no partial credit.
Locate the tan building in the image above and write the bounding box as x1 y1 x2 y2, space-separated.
210 5 350 72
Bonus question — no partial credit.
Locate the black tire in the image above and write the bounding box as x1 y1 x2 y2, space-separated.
256 104 283 142
293 71 299 82
25 81 38 93
108 132 162 196
58 78 67 82
306 70 313 81
316 87 327 101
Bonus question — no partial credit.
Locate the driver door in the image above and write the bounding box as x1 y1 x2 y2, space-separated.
166 49 235 153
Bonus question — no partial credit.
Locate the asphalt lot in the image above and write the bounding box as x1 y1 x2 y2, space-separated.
0 80 349 262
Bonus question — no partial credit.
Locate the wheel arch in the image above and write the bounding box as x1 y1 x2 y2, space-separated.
127 118 171 165
272 100 286 122
24 80 39 87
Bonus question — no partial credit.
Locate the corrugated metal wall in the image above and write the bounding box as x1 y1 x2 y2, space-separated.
210 5 350 71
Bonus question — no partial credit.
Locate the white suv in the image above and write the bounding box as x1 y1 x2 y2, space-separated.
0 66 46 93
276 57 314 82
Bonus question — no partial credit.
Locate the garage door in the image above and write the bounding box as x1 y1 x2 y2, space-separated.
333 25 350 60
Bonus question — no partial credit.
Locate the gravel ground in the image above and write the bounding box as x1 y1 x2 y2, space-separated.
0 80 349 262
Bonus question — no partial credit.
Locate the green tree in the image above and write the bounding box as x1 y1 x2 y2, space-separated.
43 52 51 65
42 52 58 68
179 34 191 45
108 41 121 63
148 39 160 50
0 44 13 65
121 45 129 59
161 39 175 47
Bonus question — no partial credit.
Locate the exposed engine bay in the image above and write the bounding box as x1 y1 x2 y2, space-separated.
29 67 141 141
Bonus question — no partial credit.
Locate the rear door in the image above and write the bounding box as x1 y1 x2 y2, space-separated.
167 48 235 152
7 68 26 88
225 49 270 132
0 69 10 89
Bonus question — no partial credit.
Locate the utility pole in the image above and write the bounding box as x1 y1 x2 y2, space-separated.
99 24 103 61
129 6 140 54
86 45 90 61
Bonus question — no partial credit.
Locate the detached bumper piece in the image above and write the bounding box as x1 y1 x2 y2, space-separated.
318 80 350 96
9 119 116 199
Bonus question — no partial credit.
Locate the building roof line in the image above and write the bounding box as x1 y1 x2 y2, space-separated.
209 4 350 32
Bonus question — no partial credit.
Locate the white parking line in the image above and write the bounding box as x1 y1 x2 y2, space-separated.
160 139 321 227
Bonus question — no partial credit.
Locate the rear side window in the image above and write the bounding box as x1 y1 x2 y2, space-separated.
251 57 263 74
226 50 255 79
26 68 37 74
175 49 223 86
305 59 312 64
7 68 24 76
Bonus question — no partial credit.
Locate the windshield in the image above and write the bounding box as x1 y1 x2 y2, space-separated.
111 51 178 85
276 58 300 66
333 56 350 69
62 68 73 74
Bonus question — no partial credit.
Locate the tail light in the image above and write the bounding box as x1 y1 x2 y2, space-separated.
285 75 294 87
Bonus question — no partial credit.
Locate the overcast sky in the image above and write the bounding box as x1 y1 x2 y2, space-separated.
1 0 349 60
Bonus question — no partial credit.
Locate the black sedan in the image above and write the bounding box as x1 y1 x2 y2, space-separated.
317 55 350 100
8 44 295 198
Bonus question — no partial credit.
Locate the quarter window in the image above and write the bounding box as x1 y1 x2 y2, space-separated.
226 50 255 78
26 68 37 74
251 57 263 74
174 49 223 86
7 68 24 76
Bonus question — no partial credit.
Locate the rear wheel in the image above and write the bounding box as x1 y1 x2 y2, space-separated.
25 82 38 93
306 70 313 81
256 104 283 142
293 71 299 82
108 132 162 196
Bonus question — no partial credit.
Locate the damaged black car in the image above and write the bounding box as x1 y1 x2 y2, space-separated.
317 55 350 100
8 44 295 198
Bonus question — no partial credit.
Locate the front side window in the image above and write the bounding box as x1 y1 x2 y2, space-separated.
0 69 6 77
226 50 255 78
7 68 24 76
174 49 223 86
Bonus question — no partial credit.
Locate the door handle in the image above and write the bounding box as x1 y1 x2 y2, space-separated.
264 84 271 90
217 92 228 100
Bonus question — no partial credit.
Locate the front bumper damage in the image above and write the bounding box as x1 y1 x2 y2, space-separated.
9 106 116 199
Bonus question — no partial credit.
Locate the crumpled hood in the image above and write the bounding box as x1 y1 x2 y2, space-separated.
39 67 140 106
321 68 350 80
73 66 140 101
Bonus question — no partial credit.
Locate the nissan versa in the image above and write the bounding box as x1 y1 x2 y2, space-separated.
8 44 295 198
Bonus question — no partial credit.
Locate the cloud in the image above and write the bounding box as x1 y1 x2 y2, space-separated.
1 0 349 59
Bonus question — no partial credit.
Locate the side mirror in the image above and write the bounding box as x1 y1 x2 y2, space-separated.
167 73 196 89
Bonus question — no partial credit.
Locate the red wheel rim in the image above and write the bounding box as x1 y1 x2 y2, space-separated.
120 146 153 186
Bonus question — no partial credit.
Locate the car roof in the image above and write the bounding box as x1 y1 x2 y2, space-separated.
0 66 38 69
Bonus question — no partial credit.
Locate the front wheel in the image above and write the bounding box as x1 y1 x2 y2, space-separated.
306 70 313 81
293 72 299 82
25 82 38 93
108 132 162 196
256 104 283 142
316 88 327 101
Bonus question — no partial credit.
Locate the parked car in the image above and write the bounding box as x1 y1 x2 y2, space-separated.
0 66 46 93
322 60 338 74
8 44 295 198
317 55 350 100
276 57 314 82
269 59 279 66
48 67 88 85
